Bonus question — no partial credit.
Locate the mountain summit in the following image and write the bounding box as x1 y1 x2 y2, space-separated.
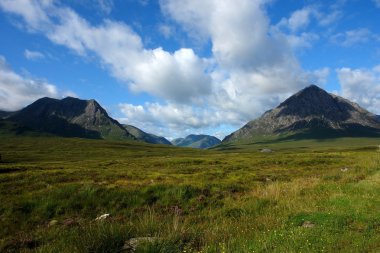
7 97 134 140
224 85 380 142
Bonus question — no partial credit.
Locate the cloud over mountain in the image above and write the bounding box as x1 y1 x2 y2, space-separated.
0 56 60 111
0 0 377 139
337 66 380 114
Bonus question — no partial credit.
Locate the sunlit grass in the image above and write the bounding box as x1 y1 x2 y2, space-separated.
0 136 379 252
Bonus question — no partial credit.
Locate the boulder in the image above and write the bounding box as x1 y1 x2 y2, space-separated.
122 237 158 252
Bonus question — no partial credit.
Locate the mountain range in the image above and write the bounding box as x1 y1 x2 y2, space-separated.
1 85 379 146
172 134 221 149
223 85 380 142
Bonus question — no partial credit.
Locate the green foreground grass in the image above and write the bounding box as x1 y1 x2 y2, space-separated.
0 136 380 252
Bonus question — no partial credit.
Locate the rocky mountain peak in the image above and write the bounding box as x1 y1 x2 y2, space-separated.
223 85 380 142
8 97 134 140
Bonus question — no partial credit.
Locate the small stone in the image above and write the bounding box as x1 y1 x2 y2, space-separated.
95 213 110 221
260 149 273 153
302 221 315 228
122 237 158 252
340 167 349 172
48 219 58 227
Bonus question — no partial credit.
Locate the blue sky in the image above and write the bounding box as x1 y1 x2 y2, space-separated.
0 0 379 139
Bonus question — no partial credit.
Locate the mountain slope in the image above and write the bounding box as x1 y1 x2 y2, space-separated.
172 138 185 146
7 97 134 140
123 125 172 145
224 85 380 142
172 134 221 149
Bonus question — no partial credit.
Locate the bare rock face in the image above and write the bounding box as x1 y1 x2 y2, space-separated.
224 85 380 142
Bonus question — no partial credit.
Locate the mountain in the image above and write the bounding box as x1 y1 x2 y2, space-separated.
171 138 185 146
224 85 380 142
123 125 172 145
6 97 134 140
172 134 221 149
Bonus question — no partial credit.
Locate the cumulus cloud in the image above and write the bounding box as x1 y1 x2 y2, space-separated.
337 66 380 114
161 0 292 71
24 49 45 60
0 55 60 111
118 102 241 139
0 0 330 137
0 0 212 104
160 0 325 117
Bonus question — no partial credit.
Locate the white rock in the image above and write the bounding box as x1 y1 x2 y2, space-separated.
95 213 110 221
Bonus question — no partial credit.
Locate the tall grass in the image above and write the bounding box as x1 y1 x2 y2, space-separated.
0 136 379 252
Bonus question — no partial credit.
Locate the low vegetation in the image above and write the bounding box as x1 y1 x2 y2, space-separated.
0 136 380 252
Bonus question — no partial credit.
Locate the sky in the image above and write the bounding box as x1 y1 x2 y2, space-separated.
0 0 379 140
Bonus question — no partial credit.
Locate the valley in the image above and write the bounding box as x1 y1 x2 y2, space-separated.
0 136 379 252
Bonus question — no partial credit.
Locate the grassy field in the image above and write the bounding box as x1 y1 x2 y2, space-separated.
0 136 380 252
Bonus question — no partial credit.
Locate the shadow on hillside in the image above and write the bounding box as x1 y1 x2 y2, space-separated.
255 124 380 145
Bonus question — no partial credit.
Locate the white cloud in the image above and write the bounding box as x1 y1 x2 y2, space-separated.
374 0 380 8
0 1 212 103
160 0 324 117
331 28 379 47
161 0 291 71
0 0 52 31
0 55 60 111
1 0 330 138
317 10 342 26
129 48 212 103
337 66 380 114
274 6 321 50
118 102 239 139
24 49 45 60
284 32 319 49
278 7 315 32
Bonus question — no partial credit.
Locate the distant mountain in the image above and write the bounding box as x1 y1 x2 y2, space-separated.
224 85 380 142
172 134 221 149
6 97 134 140
123 125 172 145
172 138 185 146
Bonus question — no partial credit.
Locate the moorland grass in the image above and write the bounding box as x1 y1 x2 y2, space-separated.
0 136 379 252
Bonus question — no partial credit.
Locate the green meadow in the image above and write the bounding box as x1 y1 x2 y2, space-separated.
0 136 380 252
